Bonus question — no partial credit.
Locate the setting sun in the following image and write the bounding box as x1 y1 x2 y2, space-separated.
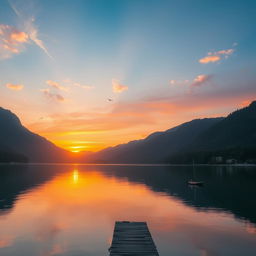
69 145 88 153
71 150 80 153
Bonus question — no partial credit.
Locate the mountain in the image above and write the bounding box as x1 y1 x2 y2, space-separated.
169 100 256 163
0 107 69 162
1 100 255 164
0 150 28 163
87 117 223 163
87 101 256 163
191 101 256 150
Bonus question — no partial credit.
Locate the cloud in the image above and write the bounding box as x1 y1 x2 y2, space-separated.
199 48 234 64
169 75 212 90
24 17 52 59
46 80 68 91
40 88 65 102
10 31 28 42
5 83 24 90
199 55 220 64
170 79 189 85
112 79 128 93
0 24 29 59
8 1 52 59
191 74 212 87
0 17 52 59
215 49 234 56
63 79 94 90
73 82 94 90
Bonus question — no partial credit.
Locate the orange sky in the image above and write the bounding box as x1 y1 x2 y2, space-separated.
1 0 256 152
23 94 255 152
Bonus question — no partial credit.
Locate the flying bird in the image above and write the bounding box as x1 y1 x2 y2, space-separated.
108 98 113 102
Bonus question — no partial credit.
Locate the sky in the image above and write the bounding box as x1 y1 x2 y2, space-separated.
0 0 256 152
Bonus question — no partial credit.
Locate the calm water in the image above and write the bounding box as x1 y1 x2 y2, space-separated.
0 164 256 256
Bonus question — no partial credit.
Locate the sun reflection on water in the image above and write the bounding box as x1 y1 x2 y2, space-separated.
0 166 256 256
72 169 79 184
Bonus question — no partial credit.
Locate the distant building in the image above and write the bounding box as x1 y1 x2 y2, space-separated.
210 156 223 164
226 159 237 164
246 159 256 164
215 156 223 163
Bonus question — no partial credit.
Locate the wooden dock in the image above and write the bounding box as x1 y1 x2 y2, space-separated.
109 221 159 256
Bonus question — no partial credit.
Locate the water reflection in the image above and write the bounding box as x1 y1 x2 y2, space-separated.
72 169 79 184
0 164 255 256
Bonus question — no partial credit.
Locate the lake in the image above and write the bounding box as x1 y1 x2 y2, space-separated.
0 164 256 256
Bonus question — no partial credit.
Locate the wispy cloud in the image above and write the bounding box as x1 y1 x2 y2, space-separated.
199 55 221 64
5 83 24 90
24 17 52 58
7 1 52 59
9 30 28 42
112 79 128 93
169 74 212 90
215 49 234 56
170 79 189 85
73 82 94 90
40 88 65 102
43 79 94 100
199 48 235 64
0 24 29 59
46 80 68 91
191 74 212 87
63 79 94 90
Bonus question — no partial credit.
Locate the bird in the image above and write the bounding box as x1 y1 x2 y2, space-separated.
108 98 113 102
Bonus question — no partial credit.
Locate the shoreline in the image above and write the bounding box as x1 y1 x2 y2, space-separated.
0 162 256 167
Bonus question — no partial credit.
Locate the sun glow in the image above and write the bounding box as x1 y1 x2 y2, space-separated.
72 169 79 184
69 145 89 153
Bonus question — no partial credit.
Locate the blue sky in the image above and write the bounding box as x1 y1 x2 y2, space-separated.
0 0 256 151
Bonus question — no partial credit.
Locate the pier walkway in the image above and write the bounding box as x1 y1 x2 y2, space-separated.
109 221 159 256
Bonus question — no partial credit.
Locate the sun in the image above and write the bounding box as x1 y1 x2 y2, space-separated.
71 150 80 153
69 145 87 153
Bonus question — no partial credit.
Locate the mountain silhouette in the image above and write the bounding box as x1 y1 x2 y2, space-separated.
0 107 69 162
190 101 256 150
87 118 223 163
1 101 255 163
88 101 256 163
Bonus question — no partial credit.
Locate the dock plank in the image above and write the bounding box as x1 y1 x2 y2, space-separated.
109 221 159 256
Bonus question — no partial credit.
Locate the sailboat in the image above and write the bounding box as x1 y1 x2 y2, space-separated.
188 180 204 186
188 160 204 186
